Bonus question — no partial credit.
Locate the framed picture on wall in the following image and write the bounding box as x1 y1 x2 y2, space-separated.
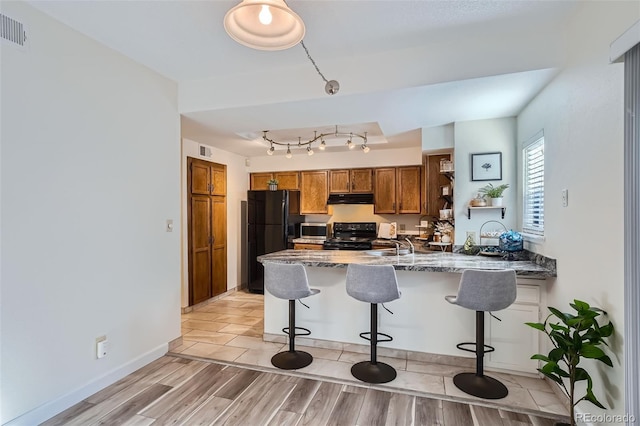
471 152 502 181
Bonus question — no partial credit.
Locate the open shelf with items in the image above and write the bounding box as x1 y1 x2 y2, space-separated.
428 241 452 252
467 206 506 219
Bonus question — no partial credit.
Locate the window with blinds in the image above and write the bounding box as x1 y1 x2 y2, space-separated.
523 136 544 235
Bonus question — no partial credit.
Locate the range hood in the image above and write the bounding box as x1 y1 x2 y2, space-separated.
327 193 375 205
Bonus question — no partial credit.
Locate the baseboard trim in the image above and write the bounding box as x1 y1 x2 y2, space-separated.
4 344 168 426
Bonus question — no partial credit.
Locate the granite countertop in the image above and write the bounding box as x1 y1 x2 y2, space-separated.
258 249 556 278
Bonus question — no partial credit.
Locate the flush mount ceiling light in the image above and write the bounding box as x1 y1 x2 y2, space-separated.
224 0 305 51
263 126 369 158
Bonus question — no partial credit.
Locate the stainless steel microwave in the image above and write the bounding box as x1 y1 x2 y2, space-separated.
300 223 329 240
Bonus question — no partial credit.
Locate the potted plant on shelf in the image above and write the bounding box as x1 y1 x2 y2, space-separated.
526 300 614 426
479 183 509 206
267 179 278 191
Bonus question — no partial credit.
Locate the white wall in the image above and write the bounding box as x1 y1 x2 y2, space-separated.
247 146 423 172
0 3 181 424
453 118 518 245
517 2 639 420
181 138 249 307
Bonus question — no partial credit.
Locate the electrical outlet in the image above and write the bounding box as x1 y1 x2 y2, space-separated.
466 231 477 243
562 189 568 207
96 335 108 359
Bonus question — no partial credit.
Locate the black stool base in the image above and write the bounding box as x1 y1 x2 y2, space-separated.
351 361 397 384
271 350 313 370
453 372 508 399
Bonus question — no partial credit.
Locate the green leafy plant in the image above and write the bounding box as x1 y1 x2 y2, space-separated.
267 179 278 186
526 300 614 426
478 183 509 198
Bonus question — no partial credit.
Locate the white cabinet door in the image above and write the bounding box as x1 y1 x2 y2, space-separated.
486 284 541 374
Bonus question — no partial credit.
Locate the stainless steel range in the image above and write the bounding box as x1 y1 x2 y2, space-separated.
322 222 377 250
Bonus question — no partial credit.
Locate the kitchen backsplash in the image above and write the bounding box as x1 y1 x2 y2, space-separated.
304 204 422 234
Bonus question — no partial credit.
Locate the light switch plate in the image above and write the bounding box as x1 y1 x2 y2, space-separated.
166 219 173 232
562 189 568 207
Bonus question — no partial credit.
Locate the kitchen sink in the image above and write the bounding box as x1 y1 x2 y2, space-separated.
365 248 412 256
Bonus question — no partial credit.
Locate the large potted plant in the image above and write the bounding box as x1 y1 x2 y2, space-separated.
478 183 509 206
526 300 614 426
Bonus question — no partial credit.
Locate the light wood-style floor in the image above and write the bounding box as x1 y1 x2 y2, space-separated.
42 354 566 426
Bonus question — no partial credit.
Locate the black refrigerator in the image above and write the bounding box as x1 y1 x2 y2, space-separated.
247 190 304 293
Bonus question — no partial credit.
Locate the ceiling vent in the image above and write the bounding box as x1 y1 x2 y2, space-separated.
199 145 212 158
1 14 27 48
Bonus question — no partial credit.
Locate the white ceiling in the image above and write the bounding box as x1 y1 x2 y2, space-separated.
28 0 581 157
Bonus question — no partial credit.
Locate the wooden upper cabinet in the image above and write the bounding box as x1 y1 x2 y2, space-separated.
374 168 397 214
329 170 350 193
274 171 299 190
300 170 329 214
250 173 273 190
250 172 299 190
397 166 422 214
351 168 373 193
329 168 373 193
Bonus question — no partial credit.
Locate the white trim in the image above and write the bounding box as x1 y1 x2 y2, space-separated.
3 344 168 426
521 232 545 244
610 20 640 63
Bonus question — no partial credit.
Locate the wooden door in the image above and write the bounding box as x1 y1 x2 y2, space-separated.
351 168 373 193
188 157 227 305
274 171 299 190
190 195 212 304
329 169 350 193
374 168 397 213
212 196 227 296
397 166 422 214
300 170 329 214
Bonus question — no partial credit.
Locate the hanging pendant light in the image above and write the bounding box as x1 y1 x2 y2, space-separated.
224 0 305 51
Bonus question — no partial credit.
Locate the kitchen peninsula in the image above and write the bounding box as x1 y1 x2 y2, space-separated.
258 250 556 374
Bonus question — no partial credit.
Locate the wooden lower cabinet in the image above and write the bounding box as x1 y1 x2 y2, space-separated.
293 243 324 250
188 157 227 305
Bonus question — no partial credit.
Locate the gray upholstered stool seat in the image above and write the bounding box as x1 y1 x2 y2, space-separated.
346 264 401 383
264 262 320 370
445 269 517 399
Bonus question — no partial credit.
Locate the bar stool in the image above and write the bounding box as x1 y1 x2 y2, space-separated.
445 269 517 399
346 264 401 384
264 262 320 370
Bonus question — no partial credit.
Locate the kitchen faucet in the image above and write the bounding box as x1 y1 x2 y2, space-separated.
405 238 415 254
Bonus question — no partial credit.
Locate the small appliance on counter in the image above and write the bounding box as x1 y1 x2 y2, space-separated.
377 222 397 239
300 222 329 240
322 222 377 250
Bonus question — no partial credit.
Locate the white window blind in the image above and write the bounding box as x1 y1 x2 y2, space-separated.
523 136 544 235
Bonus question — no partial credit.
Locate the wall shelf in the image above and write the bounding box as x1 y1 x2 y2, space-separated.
467 206 506 219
